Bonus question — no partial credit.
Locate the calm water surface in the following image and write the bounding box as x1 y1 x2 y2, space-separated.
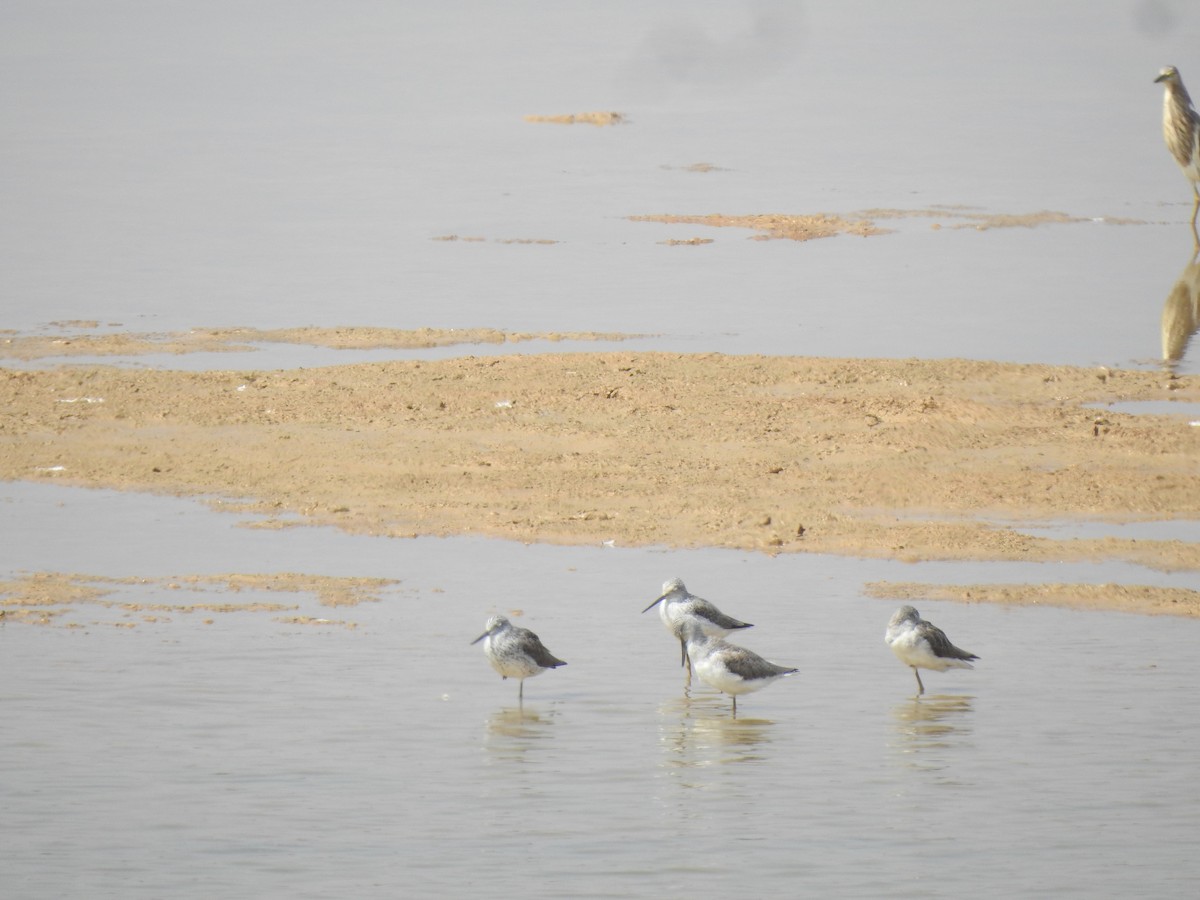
3 2 1200 897
2 484 1199 898
3 1 1200 372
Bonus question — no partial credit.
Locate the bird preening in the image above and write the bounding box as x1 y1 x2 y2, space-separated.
884 605 978 696
1155 65 1200 232
643 578 795 715
681 620 798 715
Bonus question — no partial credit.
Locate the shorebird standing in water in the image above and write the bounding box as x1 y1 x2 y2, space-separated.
472 615 566 701
642 578 753 673
1155 66 1200 229
682 621 797 715
884 605 978 696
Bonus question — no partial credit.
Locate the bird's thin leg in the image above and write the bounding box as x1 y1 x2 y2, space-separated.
519 680 524 703
1191 188 1200 248
679 637 687 668
913 668 925 696
732 695 738 717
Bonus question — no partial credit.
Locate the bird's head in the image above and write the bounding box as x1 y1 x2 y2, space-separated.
642 577 686 613
1155 66 1180 85
888 605 920 628
471 615 509 644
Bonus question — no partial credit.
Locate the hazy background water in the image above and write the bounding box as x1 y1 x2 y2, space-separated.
3 2 1200 897
4 0 1200 371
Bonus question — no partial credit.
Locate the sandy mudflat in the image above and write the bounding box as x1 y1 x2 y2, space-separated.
2 336 1198 615
864 581 1200 617
0 571 395 628
523 111 625 126
0 326 643 361
626 208 1140 241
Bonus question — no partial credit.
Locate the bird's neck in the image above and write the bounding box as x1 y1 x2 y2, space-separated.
1167 80 1197 116
685 631 714 651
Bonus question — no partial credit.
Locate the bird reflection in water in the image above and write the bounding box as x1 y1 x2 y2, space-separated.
657 689 776 773
890 694 974 769
1161 247 1200 371
483 705 558 763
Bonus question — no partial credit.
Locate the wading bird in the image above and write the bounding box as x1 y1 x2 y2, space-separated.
472 615 566 701
884 605 978 696
642 578 752 673
1155 66 1200 227
683 621 797 715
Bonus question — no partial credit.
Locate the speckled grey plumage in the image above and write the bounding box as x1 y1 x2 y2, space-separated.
642 577 752 671
884 605 978 695
472 615 565 700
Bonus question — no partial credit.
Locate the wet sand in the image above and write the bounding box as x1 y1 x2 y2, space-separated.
0 326 643 361
627 208 1142 241
2 333 1198 616
0 571 393 627
865 581 1200 617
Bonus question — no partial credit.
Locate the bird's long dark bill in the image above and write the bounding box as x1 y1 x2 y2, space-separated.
1155 73 1169 83
642 594 667 614
470 632 489 645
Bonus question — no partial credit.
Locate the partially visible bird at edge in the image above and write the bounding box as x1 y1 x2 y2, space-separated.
472 615 566 701
1155 66 1200 230
884 605 979 696
642 577 753 674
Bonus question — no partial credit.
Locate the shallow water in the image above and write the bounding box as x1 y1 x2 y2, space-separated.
1014 516 1200 543
4 2 1200 896
3 1 1200 374
2 482 1199 898
1089 399 1200 417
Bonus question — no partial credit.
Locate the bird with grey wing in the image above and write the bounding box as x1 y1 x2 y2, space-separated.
682 620 797 715
1155 66 1200 229
884 605 978 696
472 615 566 701
642 577 753 674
